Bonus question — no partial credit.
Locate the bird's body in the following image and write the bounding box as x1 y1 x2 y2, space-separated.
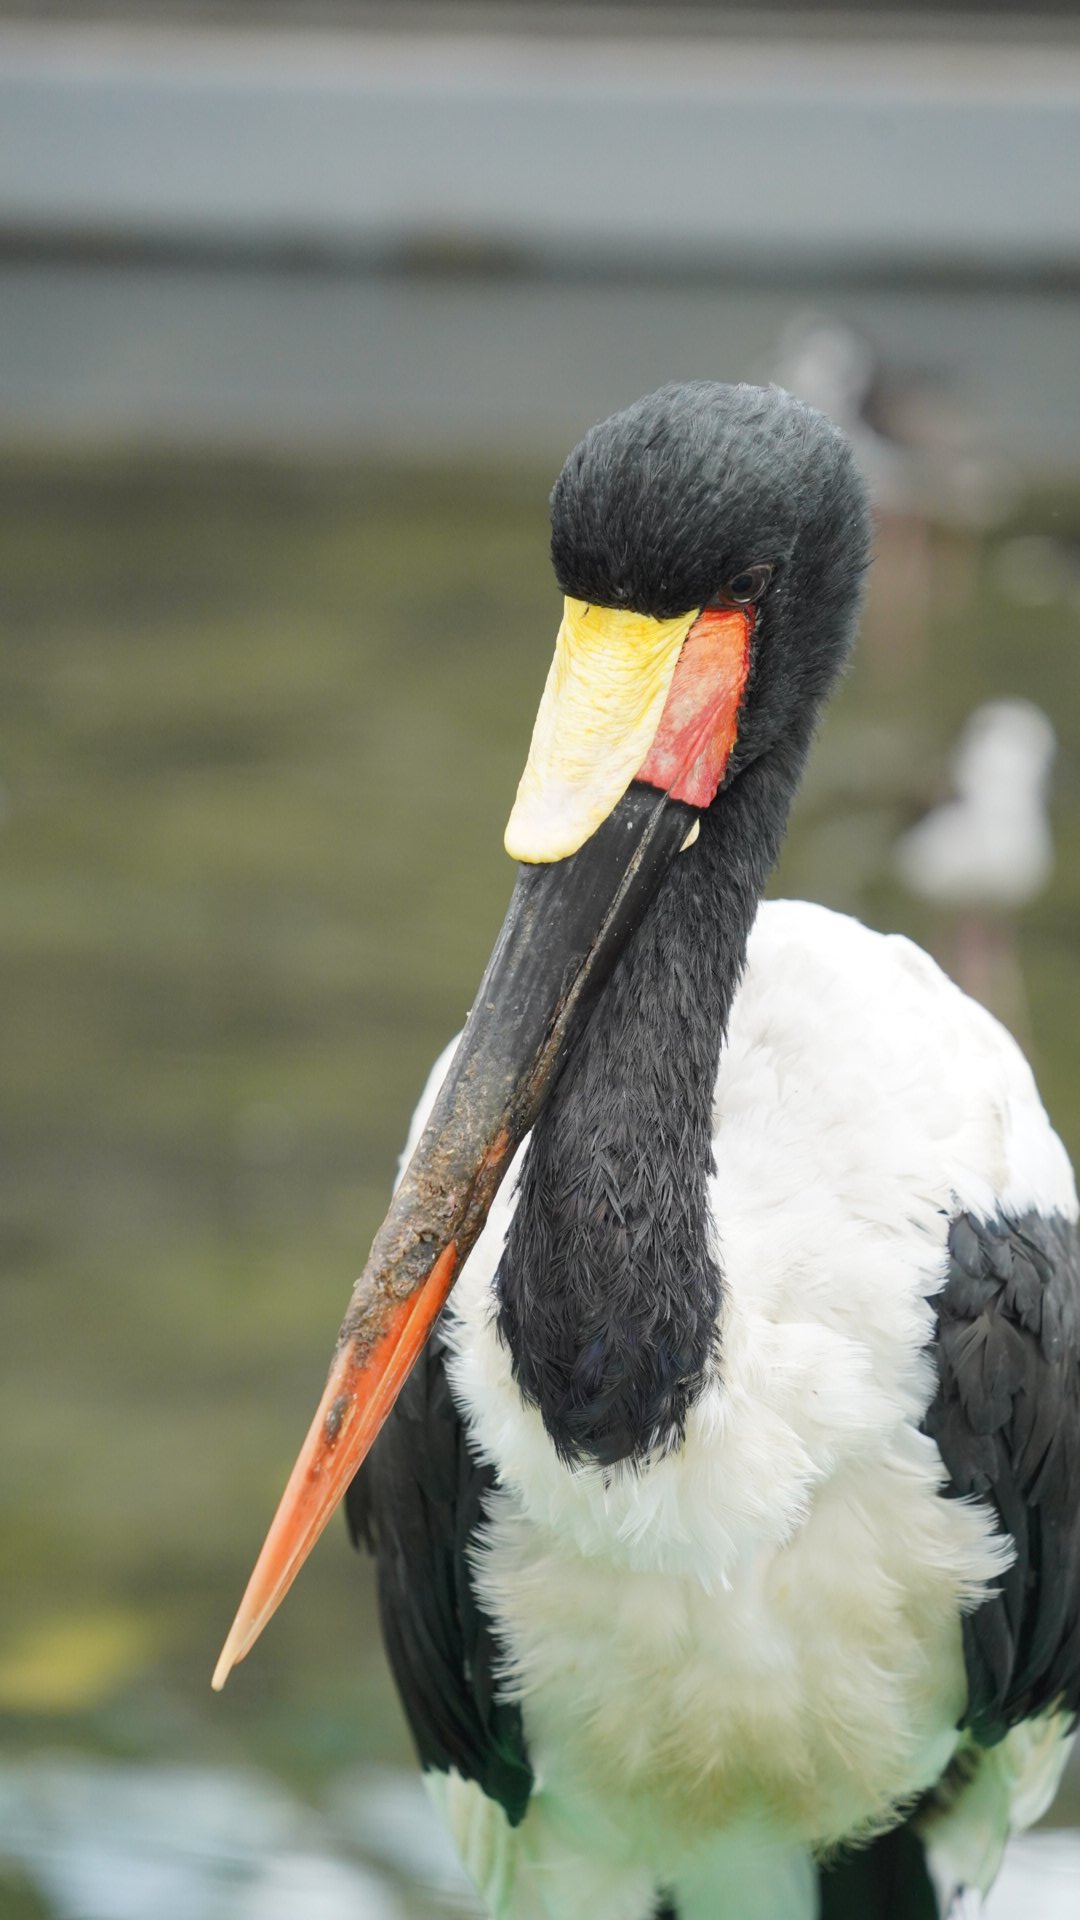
358 900 1077 1917
217 383 1080 1919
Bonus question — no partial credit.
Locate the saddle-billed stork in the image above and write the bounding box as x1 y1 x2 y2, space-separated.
214 383 1080 1919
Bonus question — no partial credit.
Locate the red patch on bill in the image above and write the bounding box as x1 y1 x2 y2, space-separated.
635 607 752 807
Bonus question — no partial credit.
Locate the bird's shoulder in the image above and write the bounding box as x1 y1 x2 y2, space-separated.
744 897 992 1028
731 899 1075 1221
742 897 976 1031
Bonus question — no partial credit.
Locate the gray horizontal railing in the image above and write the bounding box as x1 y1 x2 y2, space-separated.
2 22 1079 274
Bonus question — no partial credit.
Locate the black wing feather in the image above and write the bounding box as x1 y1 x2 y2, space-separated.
346 1325 534 1825
922 1206 1080 1744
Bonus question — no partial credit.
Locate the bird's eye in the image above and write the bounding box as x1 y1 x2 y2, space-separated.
715 564 773 608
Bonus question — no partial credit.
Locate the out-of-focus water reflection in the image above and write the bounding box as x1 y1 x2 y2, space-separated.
0 1758 481 1918
1 455 1078 1915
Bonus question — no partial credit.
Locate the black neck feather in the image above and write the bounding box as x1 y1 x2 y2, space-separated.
496 743 804 1467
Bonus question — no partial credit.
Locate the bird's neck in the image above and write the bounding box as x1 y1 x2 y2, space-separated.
496 745 802 1467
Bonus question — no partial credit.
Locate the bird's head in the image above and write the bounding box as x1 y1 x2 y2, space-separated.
213 382 871 1688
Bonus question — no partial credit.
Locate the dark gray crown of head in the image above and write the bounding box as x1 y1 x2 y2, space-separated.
549 381 871 624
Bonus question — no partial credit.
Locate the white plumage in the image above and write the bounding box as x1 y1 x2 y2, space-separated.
401 902 1076 1920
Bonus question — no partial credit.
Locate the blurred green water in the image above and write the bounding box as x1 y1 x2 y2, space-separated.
1 454 1079 1911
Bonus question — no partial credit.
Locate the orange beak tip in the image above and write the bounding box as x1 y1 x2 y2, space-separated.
212 1243 460 1692
211 1597 263 1692
210 1644 236 1694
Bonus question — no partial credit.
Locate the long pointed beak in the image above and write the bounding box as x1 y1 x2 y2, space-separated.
212 781 696 1688
213 596 753 1688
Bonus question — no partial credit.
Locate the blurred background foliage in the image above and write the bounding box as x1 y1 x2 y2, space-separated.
2 4 1080 1917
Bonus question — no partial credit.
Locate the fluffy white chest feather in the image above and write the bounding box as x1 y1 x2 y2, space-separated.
407 901 1075 1874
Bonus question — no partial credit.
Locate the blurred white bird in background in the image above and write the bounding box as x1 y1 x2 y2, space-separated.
893 699 1056 1031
